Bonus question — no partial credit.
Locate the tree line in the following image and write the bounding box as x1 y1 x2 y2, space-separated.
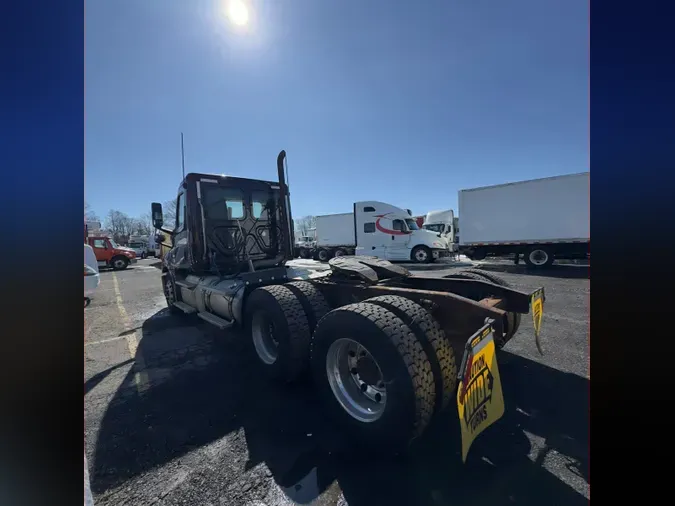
85 199 177 243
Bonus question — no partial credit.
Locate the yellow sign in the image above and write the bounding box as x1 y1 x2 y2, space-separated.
457 325 505 462
530 288 545 354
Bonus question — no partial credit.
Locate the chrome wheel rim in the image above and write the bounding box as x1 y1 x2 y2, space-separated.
251 310 279 365
529 249 549 266
326 338 386 422
415 249 428 262
164 279 176 305
318 251 328 261
334 250 344 257
114 259 126 269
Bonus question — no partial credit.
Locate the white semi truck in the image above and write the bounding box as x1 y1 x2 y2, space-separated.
313 201 450 263
458 172 590 267
422 209 459 253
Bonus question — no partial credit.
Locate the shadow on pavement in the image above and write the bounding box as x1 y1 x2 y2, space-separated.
91 309 589 505
474 263 590 280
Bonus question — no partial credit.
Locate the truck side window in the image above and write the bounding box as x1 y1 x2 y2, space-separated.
363 206 376 212
176 193 186 231
93 239 107 249
364 222 375 233
392 220 404 232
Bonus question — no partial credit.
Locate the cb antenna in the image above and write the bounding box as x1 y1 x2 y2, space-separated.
181 132 186 180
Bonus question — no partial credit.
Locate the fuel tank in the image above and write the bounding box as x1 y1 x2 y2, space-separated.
179 275 246 325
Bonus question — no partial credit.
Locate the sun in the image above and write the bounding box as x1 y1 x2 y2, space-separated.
226 0 250 26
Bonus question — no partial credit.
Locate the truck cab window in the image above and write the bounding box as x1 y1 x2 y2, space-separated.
363 206 376 212
392 219 405 232
404 219 418 230
252 191 271 220
93 239 107 249
204 187 245 220
364 222 375 233
176 193 186 231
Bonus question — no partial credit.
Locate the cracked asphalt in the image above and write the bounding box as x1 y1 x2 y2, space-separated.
84 258 589 506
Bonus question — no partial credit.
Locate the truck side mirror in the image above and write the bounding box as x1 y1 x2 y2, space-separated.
151 202 164 229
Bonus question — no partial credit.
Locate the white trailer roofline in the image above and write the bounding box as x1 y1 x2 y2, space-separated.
459 172 590 194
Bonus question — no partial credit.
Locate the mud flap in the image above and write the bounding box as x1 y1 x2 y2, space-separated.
456 320 505 463
530 288 545 355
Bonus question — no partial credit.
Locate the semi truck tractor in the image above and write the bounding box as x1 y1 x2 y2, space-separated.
422 209 459 253
313 203 450 263
151 150 546 461
459 172 590 267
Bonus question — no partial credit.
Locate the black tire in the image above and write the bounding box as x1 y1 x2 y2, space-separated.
111 256 129 270
299 248 310 259
524 246 554 268
445 269 521 343
411 245 432 264
364 296 457 412
285 281 331 335
317 248 331 262
310 303 435 451
471 249 487 261
162 273 182 315
333 248 348 258
245 285 312 382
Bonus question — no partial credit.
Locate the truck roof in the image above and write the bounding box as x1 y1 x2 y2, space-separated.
459 171 589 193
180 172 280 192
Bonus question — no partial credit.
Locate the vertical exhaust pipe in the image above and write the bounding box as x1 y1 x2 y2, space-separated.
277 150 295 259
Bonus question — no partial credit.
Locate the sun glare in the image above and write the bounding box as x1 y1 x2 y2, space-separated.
226 0 250 26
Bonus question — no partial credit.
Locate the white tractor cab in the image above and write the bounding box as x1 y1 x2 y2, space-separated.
422 209 459 253
354 201 450 263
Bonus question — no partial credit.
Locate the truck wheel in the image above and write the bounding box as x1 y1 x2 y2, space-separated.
299 248 310 259
411 245 432 264
470 249 487 261
285 281 330 335
310 303 435 451
111 256 129 270
245 285 312 382
445 270 521 344
317 248 331 262
333 248 348 258
162 273 183 315
525 247 554 268
364 295 457 412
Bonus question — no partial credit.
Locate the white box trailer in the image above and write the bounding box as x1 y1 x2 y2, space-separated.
313 213 356 261
458 172 589 267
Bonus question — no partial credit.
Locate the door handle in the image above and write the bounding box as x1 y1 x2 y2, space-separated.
391 235 395 240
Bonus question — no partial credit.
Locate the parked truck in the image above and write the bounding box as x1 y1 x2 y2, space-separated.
313 203 450 264
150 150 546 461
422 209 459 253
86 235 137 270
458 172 590 267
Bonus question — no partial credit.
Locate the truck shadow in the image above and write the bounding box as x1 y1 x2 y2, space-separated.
474 263 590 280
90 310 589 505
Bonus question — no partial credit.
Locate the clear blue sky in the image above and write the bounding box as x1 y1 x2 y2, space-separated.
85 0 587 222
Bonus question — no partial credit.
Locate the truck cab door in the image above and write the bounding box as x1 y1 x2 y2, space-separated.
90 238 110 267
385 219 412 261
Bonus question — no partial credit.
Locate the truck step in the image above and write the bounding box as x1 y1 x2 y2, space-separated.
197 312 234 330
175 280 197 289
173 301 197 314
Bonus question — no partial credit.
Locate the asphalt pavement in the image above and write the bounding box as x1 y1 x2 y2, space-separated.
85 258 589 506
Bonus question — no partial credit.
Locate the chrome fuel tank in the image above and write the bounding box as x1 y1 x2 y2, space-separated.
179 275 246 325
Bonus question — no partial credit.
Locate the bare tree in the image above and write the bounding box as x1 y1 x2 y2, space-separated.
85 201 99 222
295 215 316 237
104 210 134 243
